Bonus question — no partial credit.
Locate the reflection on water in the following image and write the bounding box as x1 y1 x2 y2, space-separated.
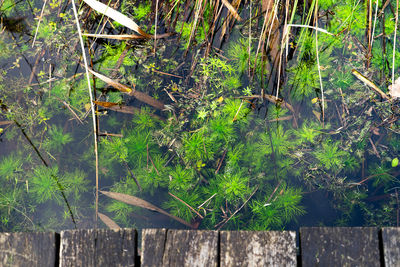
0 0 399 232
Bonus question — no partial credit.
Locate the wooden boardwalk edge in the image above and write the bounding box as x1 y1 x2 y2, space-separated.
0 227 399 266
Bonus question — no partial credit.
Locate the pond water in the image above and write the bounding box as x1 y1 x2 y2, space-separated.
0 0 399 232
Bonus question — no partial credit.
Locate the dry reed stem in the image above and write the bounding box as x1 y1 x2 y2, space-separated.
314 0 325 124
393 0 399 85
71 0 100 227
32 0 47 47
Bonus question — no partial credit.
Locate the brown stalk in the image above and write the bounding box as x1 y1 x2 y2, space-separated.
148 154 160 175
215 149 227 174
123 160 142 191
28 49 45 85
168 192 204 219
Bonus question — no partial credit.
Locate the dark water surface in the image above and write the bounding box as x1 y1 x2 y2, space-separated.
0 0 399 232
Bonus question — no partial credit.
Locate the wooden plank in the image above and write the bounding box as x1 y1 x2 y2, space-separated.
300 227 380 266
163 230 218 267
141 228 167 267
220 231 297 267
60 228 137 267
141 229 218 267
382 227 400 267
0 232 57 267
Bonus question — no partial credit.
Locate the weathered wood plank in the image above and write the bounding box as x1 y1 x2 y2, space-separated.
220 231 296 267
0 232 57 267
300 227 380 266
163 230 218 267
141 229 218 267
60 228 137 267
382 227 400 267
141 228 167 267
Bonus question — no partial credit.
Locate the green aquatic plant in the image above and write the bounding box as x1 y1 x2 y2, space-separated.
29 166 62 204
250 183 305 230
222 99 250 123
101 136 128 163
125 129 156 167
135 154 170 193
133 2 151 21
287 61 319 101
259 125 294 156
0 154 23 180
208 116 235 144
132 107 161 131
295 120 321 144
63 169 90 200
163 189 201 223
43 125 73 153
223 76 241 90
227 38 252 76
368 163 395 188
168 165 196 192
182 130 213 163
219 172 250 203
313 140 349 171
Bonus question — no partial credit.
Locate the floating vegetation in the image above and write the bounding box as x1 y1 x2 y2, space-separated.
0 0 399 232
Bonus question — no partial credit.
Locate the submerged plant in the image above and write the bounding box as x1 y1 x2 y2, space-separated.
163 189 201 223
250 183 305 230
43 125 73 153
168 165 196 192
0 154 23 181
64 169 90 200
313 140 349 171
29 166 62 204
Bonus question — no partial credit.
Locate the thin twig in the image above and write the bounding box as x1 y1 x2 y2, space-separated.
32 0 47 47
168 192 204 219
123 160 142 191
216 186 259 230
198 193 217 209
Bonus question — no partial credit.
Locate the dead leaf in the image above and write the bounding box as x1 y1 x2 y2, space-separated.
83 33 145 40
88 68 165 110
81 0 151 38
98 212 120 229
0 121 13 126
389 77 400 99
313 110 321 122
100 191 195 228
94 101 164 120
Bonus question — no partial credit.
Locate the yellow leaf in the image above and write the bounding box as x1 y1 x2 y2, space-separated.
217 96 224 103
